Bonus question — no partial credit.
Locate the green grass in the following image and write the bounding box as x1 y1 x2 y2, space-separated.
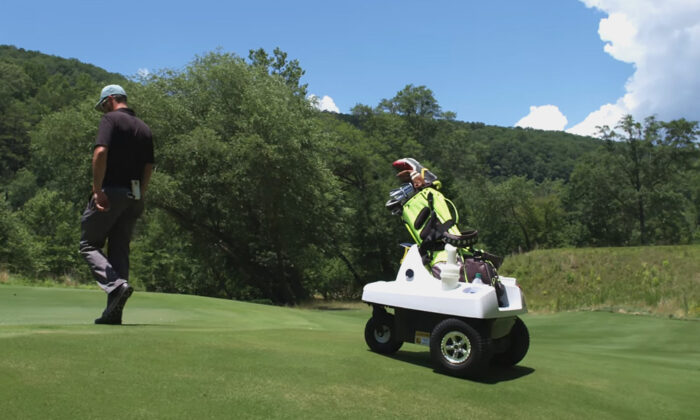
1 285 699 419
501 244 700 318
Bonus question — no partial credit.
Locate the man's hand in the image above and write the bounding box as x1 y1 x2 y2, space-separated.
93 190 110 212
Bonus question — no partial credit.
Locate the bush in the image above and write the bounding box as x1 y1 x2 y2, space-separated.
18 189 84 279
0 195 35 273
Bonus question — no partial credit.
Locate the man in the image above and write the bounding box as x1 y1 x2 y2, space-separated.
80 84 154 325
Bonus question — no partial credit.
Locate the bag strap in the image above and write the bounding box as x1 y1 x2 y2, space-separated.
443 230 478 248
444 197 459 226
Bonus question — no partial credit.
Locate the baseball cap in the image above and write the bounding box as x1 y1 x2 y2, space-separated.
95 84 127 111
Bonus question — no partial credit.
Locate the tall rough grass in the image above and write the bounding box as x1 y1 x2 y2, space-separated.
501 245 700 318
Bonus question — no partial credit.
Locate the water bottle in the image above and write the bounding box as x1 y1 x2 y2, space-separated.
473 273 484 285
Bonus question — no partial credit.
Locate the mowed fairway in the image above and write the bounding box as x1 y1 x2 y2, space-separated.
1 285 698 419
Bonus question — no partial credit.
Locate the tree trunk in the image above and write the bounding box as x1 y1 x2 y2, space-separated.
638 194 647 245
510 205 532 251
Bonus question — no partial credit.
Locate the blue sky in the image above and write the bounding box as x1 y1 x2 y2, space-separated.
2 1 698 136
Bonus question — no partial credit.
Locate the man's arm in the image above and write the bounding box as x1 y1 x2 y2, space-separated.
141 163 154 196
92 146 110 211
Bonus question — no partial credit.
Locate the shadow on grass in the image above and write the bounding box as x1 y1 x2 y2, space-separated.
470 365 535 384
386 349 434 369
92 324 173 328
310 306 356 311
380 350 535 383
120 324 166 327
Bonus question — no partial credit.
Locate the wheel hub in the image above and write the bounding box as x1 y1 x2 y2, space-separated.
374 325 391 344
440 330 471 364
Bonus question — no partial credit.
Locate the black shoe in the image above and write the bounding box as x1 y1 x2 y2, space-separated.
94 313 122 325
95 283 133 325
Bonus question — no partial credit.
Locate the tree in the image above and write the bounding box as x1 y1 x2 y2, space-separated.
0 45 125 186
597 115 699 245
566 153 636 246
375 84 455 147
0 61 33 178
248 47 307 96
29 102 97 208
377 84 443 119
0 195 34 274
461 177 571 255
18 189 82 277
4 167 38 209
134 51 343 304
317 114 406 291
5 45 699 301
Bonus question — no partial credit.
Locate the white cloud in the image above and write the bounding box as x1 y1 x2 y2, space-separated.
307 94 340 113
569 0 700 136
567 100 626 136
515 105 568 131
599 12 639 63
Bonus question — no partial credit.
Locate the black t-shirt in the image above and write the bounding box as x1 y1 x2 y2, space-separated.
96 108 154 188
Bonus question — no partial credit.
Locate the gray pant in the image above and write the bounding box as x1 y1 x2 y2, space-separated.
79 187 144 293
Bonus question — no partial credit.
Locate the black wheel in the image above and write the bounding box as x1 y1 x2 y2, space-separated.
492 316 529 366
364 314 403 354
430 318 491 378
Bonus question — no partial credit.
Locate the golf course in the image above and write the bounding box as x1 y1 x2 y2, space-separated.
1 284 698 419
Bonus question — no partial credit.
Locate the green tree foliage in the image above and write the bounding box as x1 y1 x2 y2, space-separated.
0 45 125 183
375 84 452 146
570 115 700 246
473 126 599 182
17 189 82 277
2 45 699 304
460 177 570 255
0 45 127 281
0 195 34 273
567 153 636 246
130 209 214 296
28 103 97 207
0 60 34 178
4 168 38 209
378 84 443 119
133 51 343 303
247 47 307 96
316 114 406 288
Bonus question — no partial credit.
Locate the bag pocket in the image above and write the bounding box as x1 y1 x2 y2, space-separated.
464 257 498 284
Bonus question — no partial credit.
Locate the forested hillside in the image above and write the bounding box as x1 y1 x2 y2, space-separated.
1 45 698 304
0 45 126 179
